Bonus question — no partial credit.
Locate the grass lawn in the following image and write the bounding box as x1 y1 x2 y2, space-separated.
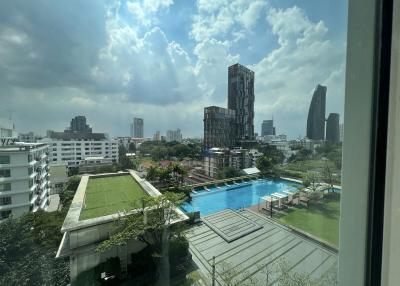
80 175 148 220
277 193 340 247
284 159 337 173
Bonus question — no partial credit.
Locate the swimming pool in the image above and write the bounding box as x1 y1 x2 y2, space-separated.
181 178 301 216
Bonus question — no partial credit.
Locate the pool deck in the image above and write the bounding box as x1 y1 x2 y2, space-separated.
185 209 337 285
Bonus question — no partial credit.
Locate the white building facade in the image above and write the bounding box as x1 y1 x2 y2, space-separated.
0 143 51 220
166 129 182 143
42 134 119 168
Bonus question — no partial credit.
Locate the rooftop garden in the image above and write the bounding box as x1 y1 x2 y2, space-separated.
79 175 148 220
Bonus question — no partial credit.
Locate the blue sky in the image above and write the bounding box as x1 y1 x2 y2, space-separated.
0 0 348 139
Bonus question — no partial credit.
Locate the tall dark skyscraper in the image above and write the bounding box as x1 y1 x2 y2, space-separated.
203 106 236 148
228 63 255 142
326 113 340 143
66 116 92 133
306 84 326 140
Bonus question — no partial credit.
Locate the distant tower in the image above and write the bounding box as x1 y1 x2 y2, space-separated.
261 120 274 136
132 118 144 138
66 116 92 133
326 113 340 143
228 63 255 142
306 85 326 140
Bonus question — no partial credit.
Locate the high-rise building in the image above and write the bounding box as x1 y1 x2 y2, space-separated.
131 118 144 138
65 116 92 133
261 120 274 136
326 113 340 143
306 84 327 140
166 129 182 143
228 63 255 142
204 106 236 149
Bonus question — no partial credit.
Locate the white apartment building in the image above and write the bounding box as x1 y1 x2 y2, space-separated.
42 132 119 168
249 149 263 167
0 142 51 220
166 129 182 143
49 162 68 194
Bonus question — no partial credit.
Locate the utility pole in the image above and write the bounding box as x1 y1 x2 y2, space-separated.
212 256 216 286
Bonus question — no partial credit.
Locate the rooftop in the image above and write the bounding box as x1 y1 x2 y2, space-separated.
186 209 337 285
79 174 148 220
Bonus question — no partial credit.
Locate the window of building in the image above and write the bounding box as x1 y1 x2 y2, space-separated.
0 210 11 219
0 155 10 164
0 169 11 178
0 183 11 192
0 197 12 206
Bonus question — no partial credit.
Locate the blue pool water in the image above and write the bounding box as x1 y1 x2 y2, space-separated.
181 179 301 216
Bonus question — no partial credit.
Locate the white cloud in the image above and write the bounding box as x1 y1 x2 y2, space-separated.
126 0 174 27
191 0 267 42
251 6 346 136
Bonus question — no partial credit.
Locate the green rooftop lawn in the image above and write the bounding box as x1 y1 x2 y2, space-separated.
79 175 148 220
276 193 340 247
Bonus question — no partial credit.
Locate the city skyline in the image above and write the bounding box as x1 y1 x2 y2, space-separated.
0 1 347 139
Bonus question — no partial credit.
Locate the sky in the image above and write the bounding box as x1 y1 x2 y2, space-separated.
0 0 348 139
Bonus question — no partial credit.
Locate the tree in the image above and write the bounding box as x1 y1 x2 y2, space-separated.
216 167 241 180
146 166 159 181
97 193 186 253
256 155 274 174
97 192 187 285
322 162 335 191
0 212 69 286
168 163 187 188
128 142 136 153
257 144 285 164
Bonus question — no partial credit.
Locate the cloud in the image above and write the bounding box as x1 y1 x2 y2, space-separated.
126 0 174 27
252 6 346 136
0 1 346 139
191 0 268 42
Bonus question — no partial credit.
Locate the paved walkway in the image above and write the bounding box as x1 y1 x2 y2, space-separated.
45 194 60 212
185 209 337 285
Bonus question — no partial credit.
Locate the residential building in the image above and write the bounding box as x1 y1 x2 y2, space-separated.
289 138 323 154
18 132 43 143
153 131 160 141
116 136 135 151
0 142 51 220
203 106 236 149
78 156 113 174
249 149 263 167
41 117 118 168
203 148 251 178
306 84 326 140
65 116 92 133
42 133 118 168
166 129 182 143
326 113 340 143
228 63 255 142
261 120 274 136
49 163 68 194
131 118 144 138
